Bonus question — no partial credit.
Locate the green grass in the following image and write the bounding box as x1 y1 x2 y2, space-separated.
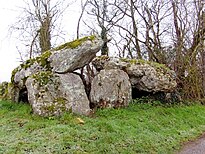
1 100 205 153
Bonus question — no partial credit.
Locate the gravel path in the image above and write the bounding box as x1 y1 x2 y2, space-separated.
177 134 205 154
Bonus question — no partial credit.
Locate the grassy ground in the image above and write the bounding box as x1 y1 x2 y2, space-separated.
1 100 205 154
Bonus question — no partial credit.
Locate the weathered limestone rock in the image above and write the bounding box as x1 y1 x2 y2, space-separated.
5 84 20 102
26 71 90 116
0 82 8 97
11 35 103 103
92 56 130 71
10 51 52 102
126 63 177 92
11 51 51 85
0 82 19 101
92 57 177 92
92 55 111 71
49 36 104 73
90 69 132 108
12 36 103 86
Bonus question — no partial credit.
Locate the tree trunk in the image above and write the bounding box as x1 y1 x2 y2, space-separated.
39 17 51 53
101 26 109 56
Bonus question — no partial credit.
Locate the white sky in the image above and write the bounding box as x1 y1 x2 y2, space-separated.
0 0 82 82
0 0 21 82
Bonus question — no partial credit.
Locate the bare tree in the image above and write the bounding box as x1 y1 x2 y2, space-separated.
85 0 127 56
109 0 205 99
200 11 205 95
76 0 88 39
10 0 73 60
86 0 109 55
170 0 205 99
171 0 187 81
111 0 172 60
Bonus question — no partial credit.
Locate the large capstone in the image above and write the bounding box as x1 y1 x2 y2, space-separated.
49 36 104 73
26 71 90 116
92 57 177 93
90 69 132 108
126 63 177 92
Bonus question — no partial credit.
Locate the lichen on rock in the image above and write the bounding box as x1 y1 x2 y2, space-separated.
0 82 8 99
11 50 52 85
26 72 90 117
0 82 19 102
32 71 53 86
90 69 132 108
53 35 96 51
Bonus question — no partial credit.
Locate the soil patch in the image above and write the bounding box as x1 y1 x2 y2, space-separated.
177 133 205 154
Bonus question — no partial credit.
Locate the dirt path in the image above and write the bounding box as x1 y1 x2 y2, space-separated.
177 133 205 154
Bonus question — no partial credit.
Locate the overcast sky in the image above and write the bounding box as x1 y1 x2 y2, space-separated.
0 0 21 82
0 0 82 82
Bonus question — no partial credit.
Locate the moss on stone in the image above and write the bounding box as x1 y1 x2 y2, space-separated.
120 58 140 66
150 61 170 73
120 58 170 73
0 82 16 101
55 97 67 112
32 71 53 86
41 97 68 116
54 35 96 51
20 59 35 70
11 50 52 84
55 97 67 104
41 103 56 114
35 50 52 69
120 58 139 65
0 82 8 97
95 55 110 61
11 67 20 83
22 50 52 70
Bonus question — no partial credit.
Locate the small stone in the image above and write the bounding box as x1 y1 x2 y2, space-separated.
76 118 85 124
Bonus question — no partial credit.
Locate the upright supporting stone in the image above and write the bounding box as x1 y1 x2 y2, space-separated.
26 71 90 117
90 69 132 108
